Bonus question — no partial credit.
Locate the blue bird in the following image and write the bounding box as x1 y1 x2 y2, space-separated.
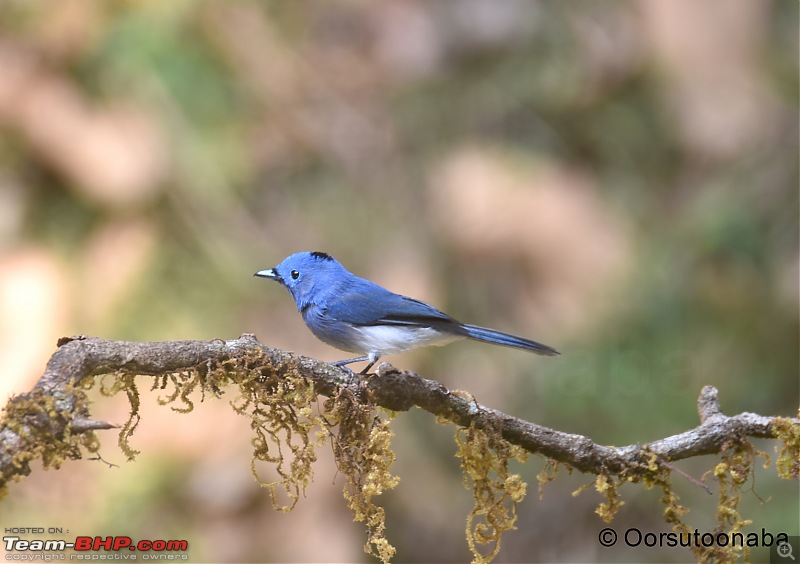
255 251 559 374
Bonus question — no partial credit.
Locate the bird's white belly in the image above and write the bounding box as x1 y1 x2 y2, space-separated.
352 325 460 355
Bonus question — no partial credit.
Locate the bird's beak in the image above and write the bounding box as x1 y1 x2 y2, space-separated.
254 268 282 283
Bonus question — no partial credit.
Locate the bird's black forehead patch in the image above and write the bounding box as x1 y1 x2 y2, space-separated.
311 251 333 261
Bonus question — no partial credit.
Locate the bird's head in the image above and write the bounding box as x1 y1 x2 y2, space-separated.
255 251 343 309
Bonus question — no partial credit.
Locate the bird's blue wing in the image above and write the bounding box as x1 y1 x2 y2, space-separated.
323 278 458 329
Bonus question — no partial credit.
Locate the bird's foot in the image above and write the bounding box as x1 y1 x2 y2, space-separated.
330 362 359 387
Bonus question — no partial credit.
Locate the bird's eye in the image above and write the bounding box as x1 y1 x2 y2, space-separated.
290 269 300 280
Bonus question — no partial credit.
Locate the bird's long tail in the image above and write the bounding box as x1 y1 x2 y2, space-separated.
461 324 560 356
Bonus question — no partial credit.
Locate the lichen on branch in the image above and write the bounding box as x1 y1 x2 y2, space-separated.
0 335 797 564
456 419 528 564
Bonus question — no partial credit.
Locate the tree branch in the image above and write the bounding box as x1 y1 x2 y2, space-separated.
1 335 796 492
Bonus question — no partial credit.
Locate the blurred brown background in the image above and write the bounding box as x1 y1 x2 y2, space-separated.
0 0 797 562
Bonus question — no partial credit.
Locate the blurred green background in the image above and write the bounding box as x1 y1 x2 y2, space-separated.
0 0 797 562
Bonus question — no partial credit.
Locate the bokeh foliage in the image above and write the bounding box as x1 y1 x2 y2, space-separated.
0 0 796 562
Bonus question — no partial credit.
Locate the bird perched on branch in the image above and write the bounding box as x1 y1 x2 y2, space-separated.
255 251 559 374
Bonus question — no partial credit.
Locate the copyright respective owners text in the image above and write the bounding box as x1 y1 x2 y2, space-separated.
598 527 799 562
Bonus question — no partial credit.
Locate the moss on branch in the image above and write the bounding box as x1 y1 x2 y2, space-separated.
1 335 797 563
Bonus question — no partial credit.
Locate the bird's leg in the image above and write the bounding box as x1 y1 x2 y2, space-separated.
331 355 370 369
329 356 367 385
330 353 382 376
358 352 382 375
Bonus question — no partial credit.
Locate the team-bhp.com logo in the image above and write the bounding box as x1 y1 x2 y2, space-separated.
4 535 189 556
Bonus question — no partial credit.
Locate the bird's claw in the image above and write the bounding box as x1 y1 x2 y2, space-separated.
330 362 358 386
